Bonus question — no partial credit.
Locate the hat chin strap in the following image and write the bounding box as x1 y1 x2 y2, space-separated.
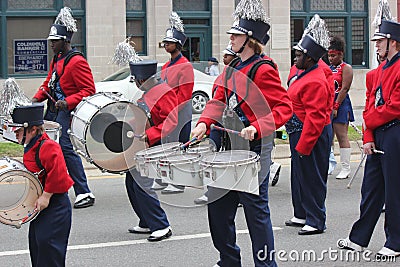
20 128 27 145
237 36 249 54
384 39 390 59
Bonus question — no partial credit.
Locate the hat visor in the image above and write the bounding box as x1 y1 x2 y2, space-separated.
162 37 179 43
371 34 386 41
47 35 64 40
222 49 236 56
227 28 246 35
293 44 303 51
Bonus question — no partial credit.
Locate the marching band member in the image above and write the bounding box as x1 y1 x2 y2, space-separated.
338 17 400 257
125 60 178 242
157 12 195 194
11 103 74 267
191 0 292 265
328 36 355 179
194 43 238 205
284 15 332 235
31 7 95 209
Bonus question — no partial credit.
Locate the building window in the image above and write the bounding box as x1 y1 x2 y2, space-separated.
126 0 146 55
1 1 85 78
290 0 368 68
173 0 209 11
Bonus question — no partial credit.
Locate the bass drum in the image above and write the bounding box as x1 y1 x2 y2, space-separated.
69 93 149 173
0 157 42 228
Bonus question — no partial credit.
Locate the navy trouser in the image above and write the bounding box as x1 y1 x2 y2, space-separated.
125 169 170 231
349 123 400 251
207 142 277 267
45 109 91 196
29 193 71 267
289 125 331 230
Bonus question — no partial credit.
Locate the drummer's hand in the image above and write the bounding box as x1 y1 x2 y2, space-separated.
55 100 68 110
240 125 257 141
191 123 207 140
36 192 53 211
363 142 375 155
139 133 148 143
333 109 338 118
31 97 39 103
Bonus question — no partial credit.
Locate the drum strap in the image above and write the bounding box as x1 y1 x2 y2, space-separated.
35 140 47 186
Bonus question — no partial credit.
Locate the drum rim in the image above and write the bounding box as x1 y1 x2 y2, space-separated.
200 150 259 166
159 153 201 164
135 142 182 157
0 166 43 226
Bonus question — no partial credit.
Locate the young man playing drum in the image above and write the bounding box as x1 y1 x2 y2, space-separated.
11 103 74 267
31 7 95 208
125 60 178 242
191 0 292 265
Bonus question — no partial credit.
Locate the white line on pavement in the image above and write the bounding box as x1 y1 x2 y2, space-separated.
0 227 282 257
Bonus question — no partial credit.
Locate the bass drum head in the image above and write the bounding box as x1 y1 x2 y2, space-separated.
84 101 149 173
0 158 42 227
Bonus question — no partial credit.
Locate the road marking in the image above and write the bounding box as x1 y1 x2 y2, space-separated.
0 227 282 257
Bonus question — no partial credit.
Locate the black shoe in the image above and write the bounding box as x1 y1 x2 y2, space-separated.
74 196 95 209
128 226 151 234
147 229 172 242
298 229 324 235
285 220 305 227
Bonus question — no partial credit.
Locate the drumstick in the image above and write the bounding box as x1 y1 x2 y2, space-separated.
181 137 198 149
372 148 385 154
210 124 241 135
17 208 38 227
40 88 56 104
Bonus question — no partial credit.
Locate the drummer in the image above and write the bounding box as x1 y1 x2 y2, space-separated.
31 7 95 209
125 60 178 242
191 0 292 265
10 103 74 267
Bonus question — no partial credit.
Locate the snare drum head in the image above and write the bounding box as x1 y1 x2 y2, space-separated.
70 93 150 173
0 158 42 227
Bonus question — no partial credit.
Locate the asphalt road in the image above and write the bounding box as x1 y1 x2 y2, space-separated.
0 158 397 267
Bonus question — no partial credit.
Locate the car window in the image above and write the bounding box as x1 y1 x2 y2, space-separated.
102 68 130 81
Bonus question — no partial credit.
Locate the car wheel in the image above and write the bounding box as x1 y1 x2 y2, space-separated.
192 92 209 114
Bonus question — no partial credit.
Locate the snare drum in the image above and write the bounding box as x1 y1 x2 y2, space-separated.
0 157 42 228
69 92 149 173
186 141 216 155
200 150 260 195
1 119 61 144
43 121 61 142
135 142 181 179
158 153 203 187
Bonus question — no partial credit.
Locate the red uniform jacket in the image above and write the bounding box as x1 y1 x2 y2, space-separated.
363 53 400 143
34 52 96 110
23 133 74 193
143 82 178 146
198 55 293 138
161 54 194 110
288 60 334 121
288 65 331 155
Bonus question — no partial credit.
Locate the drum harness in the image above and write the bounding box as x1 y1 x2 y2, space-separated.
47 50 85 113
221 57 276 151
34 139 47 187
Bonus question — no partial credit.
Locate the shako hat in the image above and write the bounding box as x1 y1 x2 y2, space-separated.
294 14 330 61
129 60 158 81
10 103 44 129
227 0 270 45
47 7 77 41
163 12 187 45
